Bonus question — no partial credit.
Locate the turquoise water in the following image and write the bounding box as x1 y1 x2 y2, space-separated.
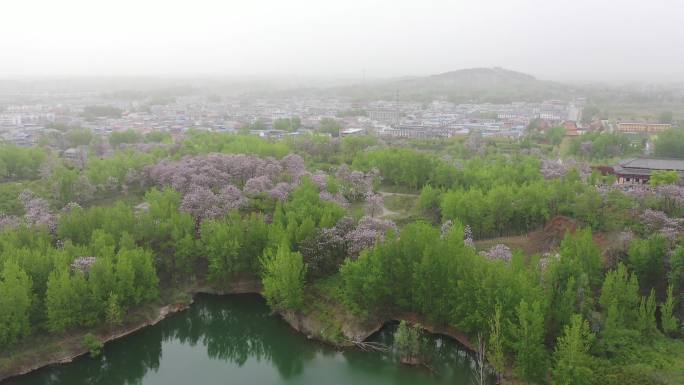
5 294 488 385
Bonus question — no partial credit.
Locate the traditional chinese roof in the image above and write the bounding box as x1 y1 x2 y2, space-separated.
613 157 684 176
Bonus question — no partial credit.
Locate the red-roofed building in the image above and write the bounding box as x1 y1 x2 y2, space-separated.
563 121 579 136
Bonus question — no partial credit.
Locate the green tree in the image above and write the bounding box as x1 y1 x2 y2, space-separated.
487 304 506 381
50 165 81 204
340 135 377 163
418 185 441 213
558 228 603 288
0 144 46 180
114 253 136 307
649 170 680 186
144 131 172 143
89 257 116 311
291 116 301 130
109 129 141 147
83 333 103 357
260 243 306 311
546 229 603 339
660 285 679 336
353 148 454 189
280 180 345 245
65 128 93 147
105 292 123 326
628 235 667 292
0 261 33 346
546 126 566 145
598 263 641 354
566 132 639 159
201 219 241 285
138 188 198 278
121 248 159 304
512 299 548 384
273 117 300 132
246 118 266 131
319 118 342 137
70 271 99 327
668 246 684 294
654 128 684 159
394 321 422 364
412 223 461 324
0 159 7 180
45 269 75 332
636 289 658 336
552 314 594 385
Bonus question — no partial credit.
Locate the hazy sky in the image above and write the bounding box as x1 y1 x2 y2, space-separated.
1 0 682 82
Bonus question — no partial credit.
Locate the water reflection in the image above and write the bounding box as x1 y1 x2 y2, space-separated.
5 294 485 385
162 295 315 378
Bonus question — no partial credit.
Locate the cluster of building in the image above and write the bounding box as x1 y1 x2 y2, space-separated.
0 89 677 147
0 104 58 145
366 99 582 139
615 122 672 134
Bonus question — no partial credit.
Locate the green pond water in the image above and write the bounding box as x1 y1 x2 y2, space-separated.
5 294 490 385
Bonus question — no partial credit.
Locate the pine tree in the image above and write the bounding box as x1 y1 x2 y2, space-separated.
552 314 594 385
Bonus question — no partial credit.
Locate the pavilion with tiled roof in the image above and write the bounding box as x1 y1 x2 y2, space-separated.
610 157 684 184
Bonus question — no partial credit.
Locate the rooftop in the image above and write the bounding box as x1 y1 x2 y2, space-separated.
619 158 684 171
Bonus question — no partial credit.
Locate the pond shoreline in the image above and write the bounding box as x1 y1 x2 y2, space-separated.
1 278 480 383
0 300 191 383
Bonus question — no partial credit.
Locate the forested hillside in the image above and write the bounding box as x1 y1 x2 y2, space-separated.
1 130 683 384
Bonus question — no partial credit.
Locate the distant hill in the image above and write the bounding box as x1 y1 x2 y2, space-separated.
330 67 579 103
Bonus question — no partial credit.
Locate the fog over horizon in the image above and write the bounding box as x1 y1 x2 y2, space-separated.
2 0 683 84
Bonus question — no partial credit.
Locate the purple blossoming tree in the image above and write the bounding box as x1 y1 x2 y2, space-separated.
345 216 398 256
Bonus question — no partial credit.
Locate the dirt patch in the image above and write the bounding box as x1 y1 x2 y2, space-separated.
476 216 588 255
529 215 579 251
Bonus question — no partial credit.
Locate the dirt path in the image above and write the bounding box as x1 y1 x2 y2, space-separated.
378 191 418 198
380 204 399 217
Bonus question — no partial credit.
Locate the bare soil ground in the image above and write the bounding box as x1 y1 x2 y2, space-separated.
475 216 611 256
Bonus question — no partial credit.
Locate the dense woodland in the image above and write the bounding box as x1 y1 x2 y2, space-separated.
1 127 684 384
